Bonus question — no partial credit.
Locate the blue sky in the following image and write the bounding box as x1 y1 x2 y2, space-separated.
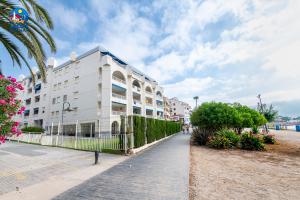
1 0 300 116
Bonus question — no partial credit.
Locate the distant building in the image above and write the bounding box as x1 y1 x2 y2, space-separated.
169 97 192 124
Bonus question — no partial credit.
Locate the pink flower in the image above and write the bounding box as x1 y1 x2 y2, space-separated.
6 85 16 93
0 99 6 105
0 135 6 144
14 122 19 126
11 126 17 133
9 77 16 83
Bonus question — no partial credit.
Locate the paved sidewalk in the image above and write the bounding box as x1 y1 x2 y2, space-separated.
54 133 190 200
0 142 127 200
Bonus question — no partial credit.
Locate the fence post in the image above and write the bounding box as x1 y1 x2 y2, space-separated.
90 123 93 138
130 115 134 149
75 120 78 149
56 121 60 146
50 122 53 145
144 117 147 144
98 120 101 138
124 115 128 153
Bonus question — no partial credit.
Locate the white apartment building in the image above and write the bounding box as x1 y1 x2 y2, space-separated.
169 97 192 124
16 46 165 136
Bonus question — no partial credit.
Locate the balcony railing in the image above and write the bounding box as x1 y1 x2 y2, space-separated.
145 91 152 95
112 111 126 115
112 93 126 99
133 86 141 92
146 102 153 106
112 76 126 84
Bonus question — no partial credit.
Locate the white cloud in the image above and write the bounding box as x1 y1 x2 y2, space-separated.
51 4 87 32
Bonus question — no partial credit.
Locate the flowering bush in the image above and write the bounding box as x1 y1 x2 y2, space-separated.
0 75 24 143
262 134 276 144
240 132 265 150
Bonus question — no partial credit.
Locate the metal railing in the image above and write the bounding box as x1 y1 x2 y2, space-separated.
112 93 126 99
8 133 127 151
112 111 126 115
112 76 126 84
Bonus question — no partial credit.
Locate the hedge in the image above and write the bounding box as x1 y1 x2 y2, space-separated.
21 126 44 133
132 115 181 148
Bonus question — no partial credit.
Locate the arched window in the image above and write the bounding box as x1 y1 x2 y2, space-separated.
111 121 119 134
156 91 162 97
132 80 141 88
145 86 152 93
112 71 126 84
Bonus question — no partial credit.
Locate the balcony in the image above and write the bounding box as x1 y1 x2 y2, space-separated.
112 75 125 84
133 100 142 107
132 86 141 93
112 93 126 99
112 111 126 115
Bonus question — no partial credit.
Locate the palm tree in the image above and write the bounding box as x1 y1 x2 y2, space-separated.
0 0 56 82
193 96 199 108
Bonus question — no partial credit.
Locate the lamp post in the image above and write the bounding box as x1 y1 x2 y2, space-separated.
61 102 74 136
193 96 199 108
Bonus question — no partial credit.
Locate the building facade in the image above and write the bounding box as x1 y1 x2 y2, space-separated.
16 46 165 136
163 96 171 120
169 97 192 124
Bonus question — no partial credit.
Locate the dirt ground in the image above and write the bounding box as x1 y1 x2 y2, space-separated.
189 130 300 200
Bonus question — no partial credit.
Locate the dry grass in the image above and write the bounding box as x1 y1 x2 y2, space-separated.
189 130 300 200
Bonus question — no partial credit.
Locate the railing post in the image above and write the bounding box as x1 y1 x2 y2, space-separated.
75 120 78 149
130 115 134 149
50 122 53 146
56 121 60 146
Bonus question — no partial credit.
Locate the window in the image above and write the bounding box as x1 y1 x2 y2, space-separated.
37 74 41 79
51 111 55 116
74 76 79 82
56 111 59 115
33 108 39 115
64 80 68 86
56 96 60 103
35 95 40 103
24 110 30 116
58 82 62 88
34 83 41 93
42 107 45 113
25 98 31 105
53 84 57 90
52 98 56 104
63 95 67 102
73 91 79 99
28 88 32 93
43 94 46 101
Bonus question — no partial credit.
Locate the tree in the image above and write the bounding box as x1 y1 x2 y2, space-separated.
0 75 25 143
0 0 56 81
257 104 278 122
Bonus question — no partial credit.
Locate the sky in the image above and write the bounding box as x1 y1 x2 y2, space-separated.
1 0 300 117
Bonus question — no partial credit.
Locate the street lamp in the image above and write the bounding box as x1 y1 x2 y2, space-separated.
193 96 199 108
61 102 74 136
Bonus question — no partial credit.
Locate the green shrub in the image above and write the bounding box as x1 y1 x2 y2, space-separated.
262 134 276 144
240 132 264 150
133 116 146 148
208 129 240 149
191 128 213 145
251 126 259 134
190 102 267 135
21 126 44 133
